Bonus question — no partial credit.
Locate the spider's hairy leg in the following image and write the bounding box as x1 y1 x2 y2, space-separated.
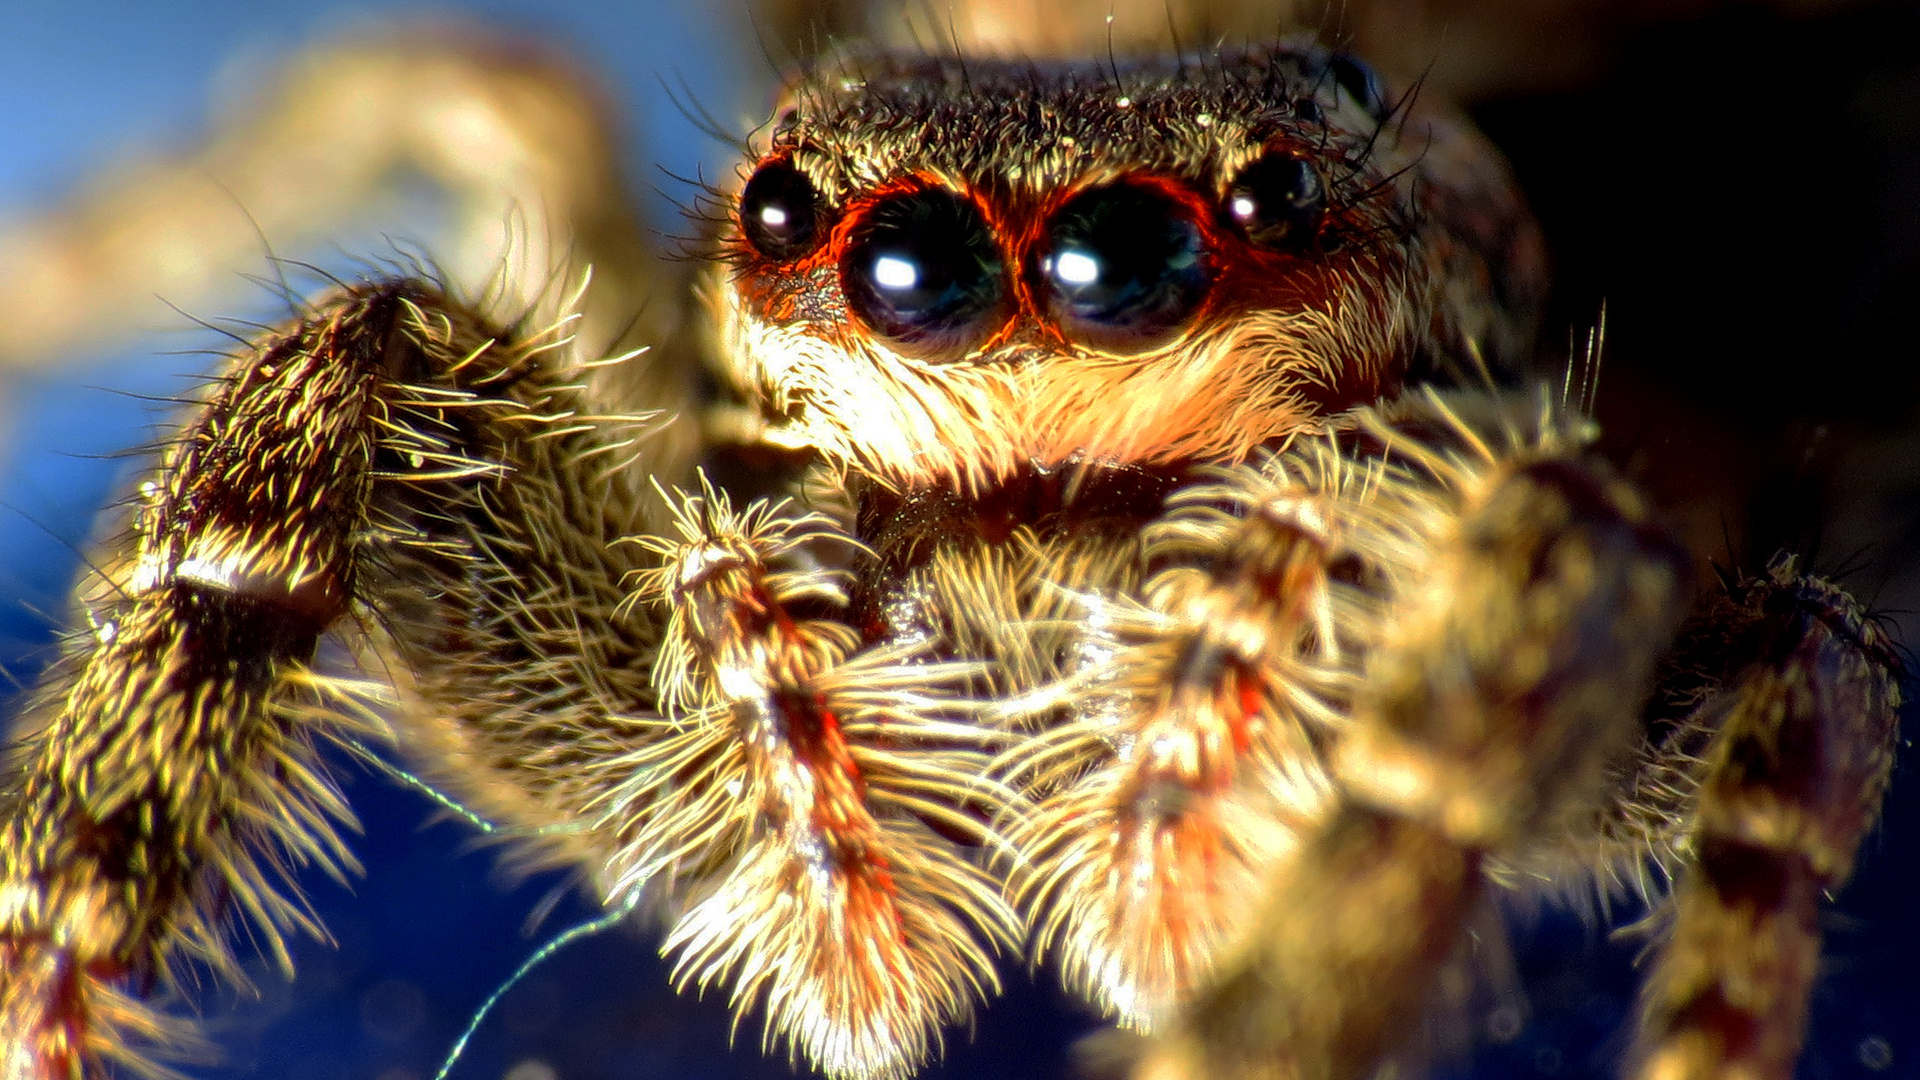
0 276 669 1078
614 488 1018 1080
1138 412 1692 1080
1631 561 1900 1080
0 280 451 1076
1002 445 1385 1028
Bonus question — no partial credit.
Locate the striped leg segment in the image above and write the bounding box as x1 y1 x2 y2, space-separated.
616 486 1017 1080
1633 559 1901 1080
1139 438 1691 1080
1001 443 1384 1030
0 278 650 1079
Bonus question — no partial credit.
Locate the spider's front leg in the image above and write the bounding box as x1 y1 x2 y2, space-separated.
1631 559 1899 1080
0 278 669 1078
619 487 1018 1079
1136 406 1695 1080
999 440 1381 1029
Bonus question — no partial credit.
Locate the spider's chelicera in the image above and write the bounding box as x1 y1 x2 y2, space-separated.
0 37 1900 1080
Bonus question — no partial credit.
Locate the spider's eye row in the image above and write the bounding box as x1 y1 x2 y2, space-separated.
739 160 821 259
1040 184 1209 349
774 168 1327 355
842 188 1007 353
1225 152 1327 249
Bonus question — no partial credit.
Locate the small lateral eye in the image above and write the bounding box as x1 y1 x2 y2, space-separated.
1225 153 1326 249
842 188 1007 353
1328 52 1389 119
739 161 821 259
1040 184 1209 349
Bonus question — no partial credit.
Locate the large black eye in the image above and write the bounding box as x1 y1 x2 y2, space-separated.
842 188 1007 352
1040 185 1209 348
739 161 820 259
1226 153 1326 248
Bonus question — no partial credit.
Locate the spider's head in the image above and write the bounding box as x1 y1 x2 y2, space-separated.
710 43 1544 490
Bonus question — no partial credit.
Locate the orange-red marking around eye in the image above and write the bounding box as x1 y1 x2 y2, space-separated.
734 161 1381 358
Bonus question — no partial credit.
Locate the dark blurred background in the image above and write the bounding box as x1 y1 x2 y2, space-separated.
0 2 1915 1079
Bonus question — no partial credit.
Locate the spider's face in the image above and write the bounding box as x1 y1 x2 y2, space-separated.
710 46 1538 489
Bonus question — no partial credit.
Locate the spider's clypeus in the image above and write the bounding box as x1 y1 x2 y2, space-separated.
0 7 1914 1080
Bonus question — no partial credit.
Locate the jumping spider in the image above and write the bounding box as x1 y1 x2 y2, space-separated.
0 10 1904 1080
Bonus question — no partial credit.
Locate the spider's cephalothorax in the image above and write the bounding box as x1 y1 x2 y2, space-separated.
710 46 1545 488
0 33 1899 1080
688 42 1562 1044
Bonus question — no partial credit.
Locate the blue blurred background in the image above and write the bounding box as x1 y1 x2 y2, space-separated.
1 3 1917 1080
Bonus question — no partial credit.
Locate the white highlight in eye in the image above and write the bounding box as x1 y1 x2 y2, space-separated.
1053 250 1100 286
873 255 919 290
1230 195 1257 220
758 205 790 229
